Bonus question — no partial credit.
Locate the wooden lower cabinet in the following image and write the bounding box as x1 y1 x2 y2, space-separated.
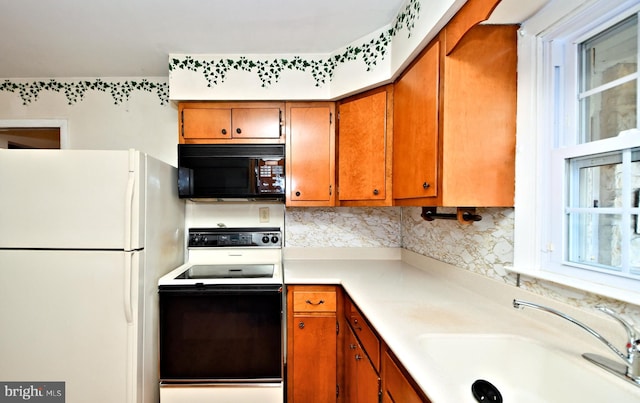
287 287 430 403
344 323 381 402
382 349 431 403
287 285 339 403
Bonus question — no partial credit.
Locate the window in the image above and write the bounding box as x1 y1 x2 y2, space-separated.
566 149 640 274
513 0 640 304
578 15 637 144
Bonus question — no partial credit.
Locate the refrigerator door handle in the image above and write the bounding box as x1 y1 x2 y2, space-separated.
124 252 134 324
124 170 136 251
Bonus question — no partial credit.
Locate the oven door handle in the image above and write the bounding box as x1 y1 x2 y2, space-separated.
158 284 283 295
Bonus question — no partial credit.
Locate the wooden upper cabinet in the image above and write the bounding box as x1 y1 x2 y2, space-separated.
337 85 393 206
442 0 503 55
392 40 440 201
232 107 282 139
182 107 231 140
439 24 517 207
178 101 284 144
286 102 336 207
393 0 516 207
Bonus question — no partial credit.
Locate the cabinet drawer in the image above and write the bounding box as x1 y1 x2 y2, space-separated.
292 290 336 312
346 299 380 370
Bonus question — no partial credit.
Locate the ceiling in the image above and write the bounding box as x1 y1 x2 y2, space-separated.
0 0 549 78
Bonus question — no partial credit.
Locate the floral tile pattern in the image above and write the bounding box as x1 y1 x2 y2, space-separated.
401 207 516 283
169 0 421 88
285 206 640 323
285 207 401 247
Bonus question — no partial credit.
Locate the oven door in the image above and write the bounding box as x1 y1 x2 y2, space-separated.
159 284 283 383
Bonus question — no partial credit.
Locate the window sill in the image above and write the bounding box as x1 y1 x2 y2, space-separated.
505 266 640 306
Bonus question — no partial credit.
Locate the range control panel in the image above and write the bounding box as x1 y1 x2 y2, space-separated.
187 227 282 248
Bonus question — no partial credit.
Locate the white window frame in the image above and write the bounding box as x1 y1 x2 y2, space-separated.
511 0 640 306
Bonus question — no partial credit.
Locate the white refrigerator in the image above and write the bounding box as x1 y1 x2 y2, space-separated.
0 149 185 403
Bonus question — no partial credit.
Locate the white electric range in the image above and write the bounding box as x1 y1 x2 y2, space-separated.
158 227 284 403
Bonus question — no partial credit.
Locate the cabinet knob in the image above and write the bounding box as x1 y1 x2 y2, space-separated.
298 321 305 329
352 319 362 331
373 189 379 196
349 344 357 350
236 128 242 134
355 354 363 361
423 182 430 189
221 129 227 135
295 191 301 197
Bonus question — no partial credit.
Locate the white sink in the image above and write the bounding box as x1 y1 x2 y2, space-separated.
417 334 640 403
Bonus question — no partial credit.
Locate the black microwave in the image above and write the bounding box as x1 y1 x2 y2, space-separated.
177 144 285 199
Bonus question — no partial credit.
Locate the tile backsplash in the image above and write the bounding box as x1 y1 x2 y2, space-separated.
285 207 401 247
284 206 640 324
401 207 515 281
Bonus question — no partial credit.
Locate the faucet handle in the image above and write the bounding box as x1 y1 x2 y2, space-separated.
596 306 638 347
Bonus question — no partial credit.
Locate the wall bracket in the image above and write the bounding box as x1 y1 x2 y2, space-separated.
421 207 482 225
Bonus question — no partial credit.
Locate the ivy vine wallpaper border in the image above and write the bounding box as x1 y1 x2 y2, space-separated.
0 79 170 106
169 0 422 88
0 0 420 105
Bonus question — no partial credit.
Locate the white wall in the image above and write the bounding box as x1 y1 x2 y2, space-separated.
168 0 463 101
0 78 179 166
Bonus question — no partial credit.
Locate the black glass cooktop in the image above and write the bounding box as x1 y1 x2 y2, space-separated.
175 264 275 279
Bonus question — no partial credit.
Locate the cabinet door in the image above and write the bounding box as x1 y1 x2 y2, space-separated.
344 327 358 403
291 316 337 403
286 102 336 206
338 87 388 203
392 40 440 200
382 350 429 403
232 107 281 139
440 25 516 206
181 108 232 140
345 324 380 402
356 350 381 403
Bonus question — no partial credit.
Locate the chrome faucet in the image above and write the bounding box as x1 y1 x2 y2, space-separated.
513 299 640 388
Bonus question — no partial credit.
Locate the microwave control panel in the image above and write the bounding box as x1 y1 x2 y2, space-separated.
257 159 285 194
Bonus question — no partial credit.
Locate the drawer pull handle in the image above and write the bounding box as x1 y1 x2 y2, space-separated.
305 299 325 306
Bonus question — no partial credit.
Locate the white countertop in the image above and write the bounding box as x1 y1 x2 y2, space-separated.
283 247 640 403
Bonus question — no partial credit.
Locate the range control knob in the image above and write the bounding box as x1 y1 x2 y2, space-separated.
262 235 270 244
271 236 279 244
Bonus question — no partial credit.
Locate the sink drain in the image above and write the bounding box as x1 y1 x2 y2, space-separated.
471 379 502 402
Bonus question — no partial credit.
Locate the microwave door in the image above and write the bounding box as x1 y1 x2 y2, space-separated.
177 144 285 199
179 158 254 198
